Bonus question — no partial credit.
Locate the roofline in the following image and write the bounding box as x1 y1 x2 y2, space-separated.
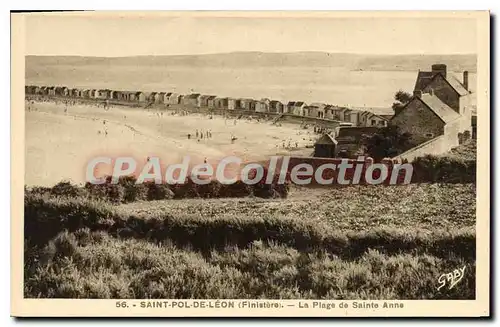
420 72 464 97
392 96 449 125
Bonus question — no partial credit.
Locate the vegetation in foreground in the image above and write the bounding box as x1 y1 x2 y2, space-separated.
25 231 474 299
24 183 476 299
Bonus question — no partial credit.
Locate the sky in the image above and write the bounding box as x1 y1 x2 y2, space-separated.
24 13 478 57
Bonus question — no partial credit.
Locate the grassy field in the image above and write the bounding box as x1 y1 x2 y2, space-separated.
24 183 476 299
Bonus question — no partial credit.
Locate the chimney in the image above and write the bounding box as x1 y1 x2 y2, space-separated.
463 71 469 90
431 64 447 79
413 90 422 98
429 88 434 96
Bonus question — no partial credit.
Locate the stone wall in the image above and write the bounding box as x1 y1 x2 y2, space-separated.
392 135 453 162
390 98 445 145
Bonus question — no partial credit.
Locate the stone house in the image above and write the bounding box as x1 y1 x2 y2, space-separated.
391 91 462 146
413 64 472 133
391 64 472 147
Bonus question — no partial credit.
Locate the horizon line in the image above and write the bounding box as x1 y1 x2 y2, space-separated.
25 50 478 58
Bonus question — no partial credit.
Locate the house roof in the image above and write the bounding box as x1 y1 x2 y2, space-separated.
315 133 338 145
187 93 201 99
414 71 469 96
414 71 435 92
207 95 217 100
446 76 469 96
287 101 296 106
310 102 327 109
295 101 305 106
270 100 283 105
419 94 461 124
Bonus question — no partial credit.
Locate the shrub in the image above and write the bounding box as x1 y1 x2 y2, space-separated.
412 155 475 183
144 181 174 200
50 180 86 198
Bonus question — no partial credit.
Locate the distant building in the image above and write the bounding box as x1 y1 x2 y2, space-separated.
314 134 338 158
148 92 158 103
136 92 147 102
214 97 228 109
228 98 237 110
55 86 69 97
167 93 181 105
269 100 284 113
207 96 217 109
309 103 327 119
290 101 306 116
357 111 388 127
199 95 214 108
155 92 166 104
335 126 380 157
183 93 201 107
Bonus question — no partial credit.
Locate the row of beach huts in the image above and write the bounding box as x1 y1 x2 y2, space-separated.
25 85 391 127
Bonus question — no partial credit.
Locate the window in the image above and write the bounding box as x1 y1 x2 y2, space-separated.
371 120 376 126
425 133 434 138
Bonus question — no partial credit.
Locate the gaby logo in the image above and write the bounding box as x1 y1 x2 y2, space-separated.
437 266 466 291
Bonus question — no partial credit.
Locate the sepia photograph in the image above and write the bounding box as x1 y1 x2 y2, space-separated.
11 10 490 317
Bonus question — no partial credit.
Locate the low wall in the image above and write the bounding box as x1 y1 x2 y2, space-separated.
392 135 453 162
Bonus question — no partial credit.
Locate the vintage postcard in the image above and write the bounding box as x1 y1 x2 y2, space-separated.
11 11 490 317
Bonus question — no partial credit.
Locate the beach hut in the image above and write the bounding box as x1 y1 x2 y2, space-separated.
228 98 237 110
155 92 165 104
269 100 284 113
207 96 217 109
135 92 146 102
214 97 228 110
199 95 214 108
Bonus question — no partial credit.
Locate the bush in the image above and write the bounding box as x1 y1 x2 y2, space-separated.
144 181 174 200
412 155 475 183
50 181 86 198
